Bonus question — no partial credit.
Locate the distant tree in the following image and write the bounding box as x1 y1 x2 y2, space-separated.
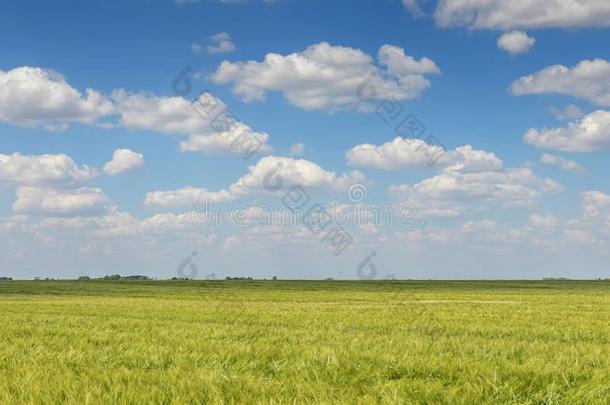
123 275 151 280
272 276 277 281
78 276 91 281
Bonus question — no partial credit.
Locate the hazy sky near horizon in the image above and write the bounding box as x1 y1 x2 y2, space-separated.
1 0 610 279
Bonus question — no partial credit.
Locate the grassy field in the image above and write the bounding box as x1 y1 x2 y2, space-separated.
0 280 608 404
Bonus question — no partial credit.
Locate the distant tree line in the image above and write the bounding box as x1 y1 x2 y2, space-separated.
78 275 152 281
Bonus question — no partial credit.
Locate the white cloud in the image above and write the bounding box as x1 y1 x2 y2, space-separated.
179 122 271 155
0 152 97 187
462 219 497 233
103 149 144 175
524 110 610 152
112 91 272 155
581 190 610 221
144 187 234 208
29 211 219 243
377 44 440 76
390 167 562 214
540 153 584 174
562 228 598 244
549 104 584 121
433 0 610 30
402 0 425 17
207 32 236 54
389 147 563 218
0 66 114 130
511 59 610 106
529 213 558 228
439 145 504 174
13 187 113 216
112 90 213 135
191 43 203 54
139 212 201 233
562 191 610 245
227 156 365 196
346 137 443 169
346 138 501 172
288 143 305 156
144 156 366 208
210 42 440 111
497 31 535 54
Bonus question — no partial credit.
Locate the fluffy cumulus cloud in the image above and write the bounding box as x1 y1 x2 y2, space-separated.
112 90 214 135
11 211 218 249
0 151 118 218
144 156 365 208
432 0 610 30
346 137 445 169
524 110 610 152
112 91 272 155
561 191 610 245
226 156 365 195
144 187 234 208
385 218 569 252
178 123 272 155
540 153 584 174
529 213 559 228
497 31 535 54
103 149 144 175
13 187 113 216
0 67 274 158
0 67 114 130
210 42 440 111
0 67 271 158
207 32 236 54
390 167 562 218
511 59 610 106
581 190 610 221
346 137 502 173
0 152 97 187
439 145 505 173
387 142 562 218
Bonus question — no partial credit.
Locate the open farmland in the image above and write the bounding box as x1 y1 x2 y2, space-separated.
0 280 609 404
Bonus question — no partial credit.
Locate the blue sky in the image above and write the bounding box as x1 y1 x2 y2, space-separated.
1 0 610 279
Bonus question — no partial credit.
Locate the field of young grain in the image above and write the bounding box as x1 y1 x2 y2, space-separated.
0 280 608 404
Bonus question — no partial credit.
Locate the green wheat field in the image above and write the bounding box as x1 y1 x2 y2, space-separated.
0 280 609 404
